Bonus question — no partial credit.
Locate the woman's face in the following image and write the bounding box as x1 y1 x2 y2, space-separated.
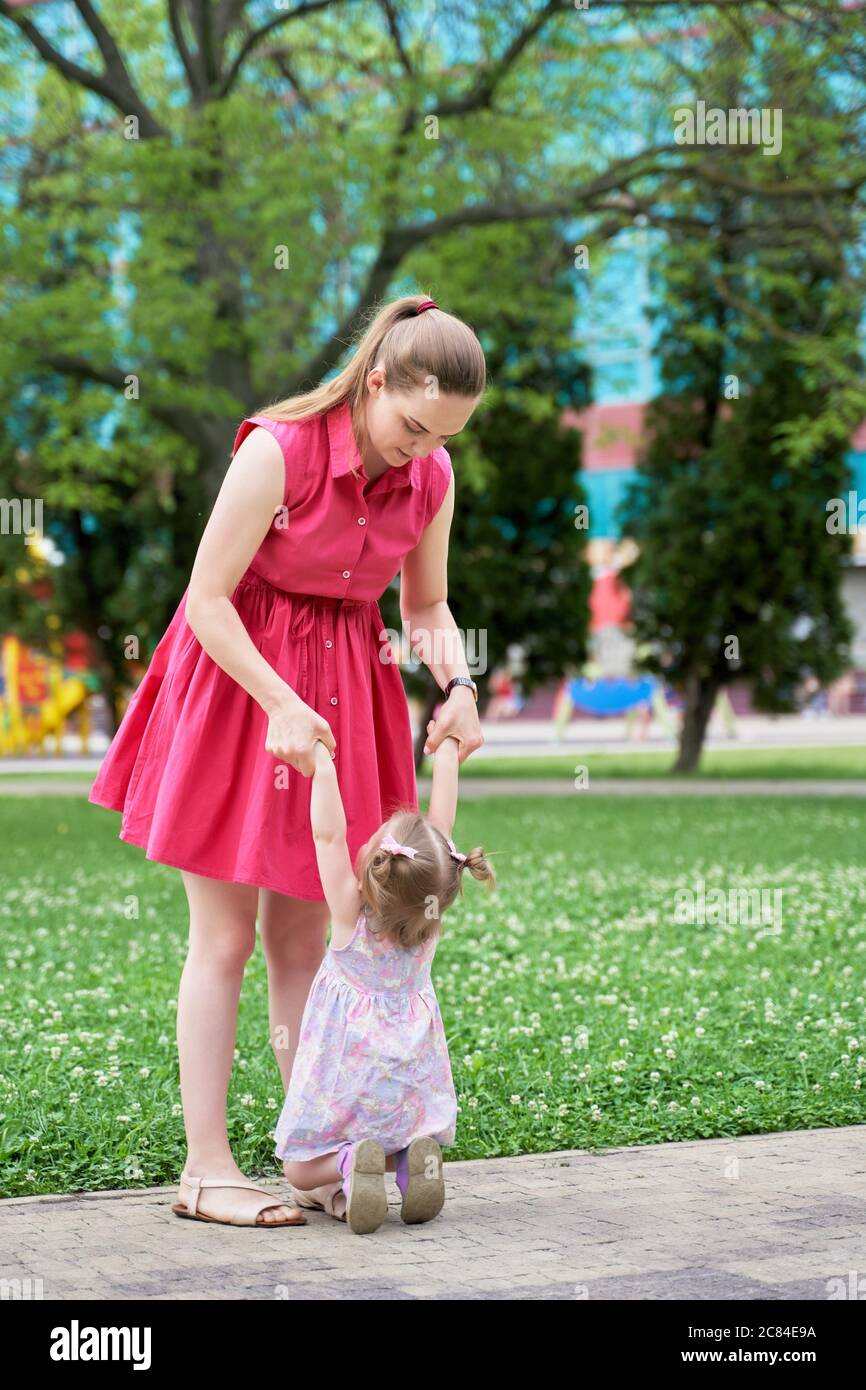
363 370 480 469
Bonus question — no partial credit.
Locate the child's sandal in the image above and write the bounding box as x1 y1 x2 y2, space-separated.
338 1138 387 1235
396 1137 445 1224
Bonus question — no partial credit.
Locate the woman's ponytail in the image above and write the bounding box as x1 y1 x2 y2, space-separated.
253 293 485 443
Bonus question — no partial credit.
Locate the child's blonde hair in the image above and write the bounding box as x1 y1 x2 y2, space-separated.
253 293 486 459
356 806 496 950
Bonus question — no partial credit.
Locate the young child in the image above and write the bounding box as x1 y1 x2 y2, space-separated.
275 734 496 1234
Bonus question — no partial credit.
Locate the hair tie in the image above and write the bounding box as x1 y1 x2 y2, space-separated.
446 837 467 865
415 298 438 314
380 832 418 859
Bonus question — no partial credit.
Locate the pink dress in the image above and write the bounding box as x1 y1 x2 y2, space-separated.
87 400 453 900
274 904 458 1160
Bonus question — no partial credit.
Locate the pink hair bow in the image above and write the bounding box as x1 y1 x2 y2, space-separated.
379 832 418 859
446 837 467 864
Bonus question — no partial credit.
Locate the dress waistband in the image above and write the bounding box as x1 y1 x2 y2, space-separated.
235 572 375 608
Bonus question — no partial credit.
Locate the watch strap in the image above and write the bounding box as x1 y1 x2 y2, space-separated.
444 676 478 701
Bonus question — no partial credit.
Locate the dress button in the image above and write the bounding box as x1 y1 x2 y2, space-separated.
325 639 333 649
358 517 366 525
330 696 338 705
342 569 350 578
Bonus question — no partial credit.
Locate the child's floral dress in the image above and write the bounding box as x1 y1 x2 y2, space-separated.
274 904 458 1160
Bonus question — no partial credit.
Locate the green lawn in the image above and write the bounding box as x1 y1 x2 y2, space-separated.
1 792 864 1198
0 770 97 781
437 744 866 780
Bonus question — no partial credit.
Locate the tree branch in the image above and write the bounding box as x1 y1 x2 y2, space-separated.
39 353 218 447
377 0 414 77
167 0 204 101
0 0 167 137
277 147 685 392
192 0 219 90
216 0 354 98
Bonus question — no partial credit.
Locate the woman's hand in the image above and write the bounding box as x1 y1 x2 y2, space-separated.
423 686 483 764
265 691 337 777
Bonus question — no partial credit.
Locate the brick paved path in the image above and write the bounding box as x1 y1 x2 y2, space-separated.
2 1126 864 1300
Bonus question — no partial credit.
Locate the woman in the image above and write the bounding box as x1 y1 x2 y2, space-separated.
89 294 486 1226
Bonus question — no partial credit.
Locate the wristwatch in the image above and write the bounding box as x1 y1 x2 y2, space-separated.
443 676 478 702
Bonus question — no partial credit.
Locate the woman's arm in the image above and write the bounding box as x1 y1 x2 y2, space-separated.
184 426 336 773
400 472 483 762
309 740 361 938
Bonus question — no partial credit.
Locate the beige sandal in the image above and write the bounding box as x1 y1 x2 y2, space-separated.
171 1170 307 1227
288 1179 347 1222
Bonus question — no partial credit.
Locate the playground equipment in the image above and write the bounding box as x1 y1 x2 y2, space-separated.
0 634 99 756
553 538 680 738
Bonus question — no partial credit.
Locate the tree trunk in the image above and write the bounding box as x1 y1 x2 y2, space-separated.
673 673 720 773
92 647 121 738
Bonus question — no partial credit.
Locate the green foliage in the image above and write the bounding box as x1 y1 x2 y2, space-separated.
620 22 864 767
386 236 591 704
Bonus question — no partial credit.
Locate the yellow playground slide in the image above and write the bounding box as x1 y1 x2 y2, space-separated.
0 636 93 755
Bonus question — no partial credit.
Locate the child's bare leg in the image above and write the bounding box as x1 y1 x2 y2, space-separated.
284 1154 340 1189
284 1150 398 1189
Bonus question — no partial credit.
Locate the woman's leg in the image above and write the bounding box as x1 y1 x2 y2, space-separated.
258 890 329 1091
176 869 295 1224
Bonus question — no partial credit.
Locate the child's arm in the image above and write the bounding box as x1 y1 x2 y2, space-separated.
309 740 362 941
426 734 460 840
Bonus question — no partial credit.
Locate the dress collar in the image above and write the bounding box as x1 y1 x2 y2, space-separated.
326 398 421 491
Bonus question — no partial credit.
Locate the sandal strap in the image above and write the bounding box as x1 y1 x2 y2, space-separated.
179 1170 282 1218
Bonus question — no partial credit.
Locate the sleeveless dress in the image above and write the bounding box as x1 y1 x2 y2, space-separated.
274 904 458 1161
87 400 453 899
